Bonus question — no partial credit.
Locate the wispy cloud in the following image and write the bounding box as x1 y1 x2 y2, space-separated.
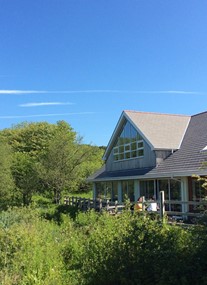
19 102 74 107
0 89 204 95
0 90 48 94
0 112 95 119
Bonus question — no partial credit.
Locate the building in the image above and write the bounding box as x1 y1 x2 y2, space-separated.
88 110 207 215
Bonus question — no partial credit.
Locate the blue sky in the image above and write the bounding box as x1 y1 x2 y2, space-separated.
0 0 207 146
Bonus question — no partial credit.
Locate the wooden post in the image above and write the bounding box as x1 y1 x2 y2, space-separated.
93 198 96 210
115 200 118 213
99 198 102 212
160 191 165 220
106 199 110 211
88 198 91 210
141 196 145 211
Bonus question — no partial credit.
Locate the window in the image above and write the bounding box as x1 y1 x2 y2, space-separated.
140 180 155 200
95 182 112 200
192 180 206 201
122 180 134 202
158 179 181 212
113 121 144 161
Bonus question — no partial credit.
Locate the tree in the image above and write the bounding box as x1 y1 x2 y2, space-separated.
0 121 57 158
11 152 40 205
0 140 15 209
76 145 104 192
0 120 105 204
0 121 60 204
37 123 104 202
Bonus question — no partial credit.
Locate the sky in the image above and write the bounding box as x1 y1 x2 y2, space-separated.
0 0 207 146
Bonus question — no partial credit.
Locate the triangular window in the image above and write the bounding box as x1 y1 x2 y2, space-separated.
113 121 144 161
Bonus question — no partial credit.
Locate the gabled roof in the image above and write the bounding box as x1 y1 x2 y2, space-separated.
88 111 207 182
103 110 190 160
125 111 190 149
148 111 207 176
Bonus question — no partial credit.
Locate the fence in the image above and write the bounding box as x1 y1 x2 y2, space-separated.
64 196 125 214
64 191 207 221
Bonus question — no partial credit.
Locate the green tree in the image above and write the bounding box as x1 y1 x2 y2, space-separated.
0 120 104 204
11 152 40 205
76 145 104 192
0 141 15 209
0 121 57 158
37 122 104 202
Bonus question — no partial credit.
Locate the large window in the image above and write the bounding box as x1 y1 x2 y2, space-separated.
122 180 134 202
140 180 155 200
113 121 144 161
95 182 112 200
158 179 181 211
96 181 118 201
192 179 206 201
112 181 118 201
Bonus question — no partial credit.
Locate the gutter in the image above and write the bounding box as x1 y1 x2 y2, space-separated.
88 169 207 182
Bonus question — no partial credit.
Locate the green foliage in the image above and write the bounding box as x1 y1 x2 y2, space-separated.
0 141 15 209
0 121 57 158
11 152 40 206
37 127 104 201
0 120 104 206
0 207 69 285
63 212 207 285
0 207 207 285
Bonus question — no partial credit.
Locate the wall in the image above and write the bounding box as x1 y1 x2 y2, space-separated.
105 140 156 171
155 150 172 166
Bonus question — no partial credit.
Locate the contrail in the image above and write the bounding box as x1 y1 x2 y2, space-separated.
0 112 95 119
19 102 74 107
0 89 204 95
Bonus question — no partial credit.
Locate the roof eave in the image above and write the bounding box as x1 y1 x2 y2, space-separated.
89 169 207 182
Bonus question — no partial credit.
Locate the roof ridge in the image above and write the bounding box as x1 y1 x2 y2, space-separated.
191 110 207 117
124 110 190 117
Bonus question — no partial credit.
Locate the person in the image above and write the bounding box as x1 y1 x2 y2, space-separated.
134 197 144 212
147 196 159 212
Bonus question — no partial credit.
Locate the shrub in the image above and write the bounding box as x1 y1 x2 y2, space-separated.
0 207 69 285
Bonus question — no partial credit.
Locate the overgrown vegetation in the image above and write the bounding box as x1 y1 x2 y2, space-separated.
0 207 207 285
0 121 104 208
1 121 207 284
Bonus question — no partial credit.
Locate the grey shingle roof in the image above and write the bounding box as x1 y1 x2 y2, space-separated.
88 166 154 181
103 110 190 161
89 111 207 182
124 110 190 150
149 111 207 176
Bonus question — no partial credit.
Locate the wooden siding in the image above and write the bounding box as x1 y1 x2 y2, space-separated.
105 140 156 171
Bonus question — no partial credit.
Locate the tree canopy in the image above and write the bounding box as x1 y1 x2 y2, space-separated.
0 120 104 206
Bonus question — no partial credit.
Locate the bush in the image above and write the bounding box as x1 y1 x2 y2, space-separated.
1 207 207 285
0 207 69 285
63 211 207 285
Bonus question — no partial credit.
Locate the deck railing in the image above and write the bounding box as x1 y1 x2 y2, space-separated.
64 191 207 221
64 196 125 214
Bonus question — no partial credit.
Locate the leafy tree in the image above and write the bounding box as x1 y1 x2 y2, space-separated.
37 122 103 202
76 145 104 192
11 152 40 205
0 120 104 204
0 141 15 209
0 121 57 158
